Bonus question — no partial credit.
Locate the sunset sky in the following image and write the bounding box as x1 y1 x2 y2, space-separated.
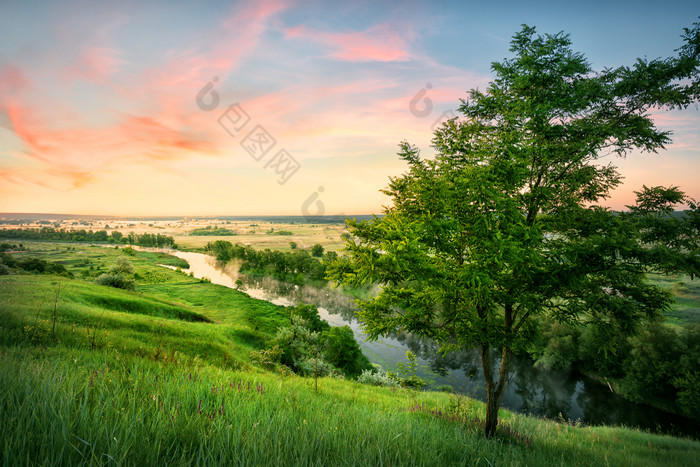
1 0 698 216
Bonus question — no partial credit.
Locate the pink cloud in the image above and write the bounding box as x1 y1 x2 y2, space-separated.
286 23 412 62
0 66 30 94
68 46 124 83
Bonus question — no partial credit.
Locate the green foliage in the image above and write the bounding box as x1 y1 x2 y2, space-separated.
249 344 285 371
328 23 700 436
0 242 18 251
622 323 700 417
272 321 320 375
288 304 331 333
272 305 370 379
311 243 324 257
577 322 630 376
0 252 73 277
530 319 580 370
357 368 400 387
109 257 134 276
0 227 176 247
190 226 237 236
94 273 136 291
390 350 427 389
206 241 328 285
324 326 372 377
267 229 293 236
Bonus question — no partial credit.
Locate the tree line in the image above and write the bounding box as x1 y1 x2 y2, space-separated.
205 240 335 285
0 228 176 248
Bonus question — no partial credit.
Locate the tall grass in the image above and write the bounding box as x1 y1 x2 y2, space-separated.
2 347 699 466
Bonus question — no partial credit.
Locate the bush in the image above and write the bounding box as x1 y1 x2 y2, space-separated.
357 368 400 387
324 326 372 377
110 257 134 275
94 273 135 291
298 357 338 378
289 304 330 333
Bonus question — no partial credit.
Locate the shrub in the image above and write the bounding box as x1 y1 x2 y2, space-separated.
358 368 400 387
109 257 134 275
324 326 372 377
289 304 330 333
298 356 338 378
94 273 135 291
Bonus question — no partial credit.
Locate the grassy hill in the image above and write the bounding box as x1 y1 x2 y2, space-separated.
1 243 699 465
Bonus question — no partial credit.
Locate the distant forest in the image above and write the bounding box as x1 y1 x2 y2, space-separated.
0 228 175 248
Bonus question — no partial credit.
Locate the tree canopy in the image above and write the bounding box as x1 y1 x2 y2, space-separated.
328 23 700 436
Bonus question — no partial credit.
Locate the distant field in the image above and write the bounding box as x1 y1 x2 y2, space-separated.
1 217 350 252
176 222 349 251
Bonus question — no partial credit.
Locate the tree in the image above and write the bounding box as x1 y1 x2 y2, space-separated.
311 244 324 257
328 23 700 436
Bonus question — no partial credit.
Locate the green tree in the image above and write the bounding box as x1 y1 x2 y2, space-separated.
311 244 324 257
324 326 372 377
328 24 700 436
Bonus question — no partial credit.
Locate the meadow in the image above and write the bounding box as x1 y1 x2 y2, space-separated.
1 241 700 465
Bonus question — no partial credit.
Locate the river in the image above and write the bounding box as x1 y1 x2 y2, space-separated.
152 249 698 439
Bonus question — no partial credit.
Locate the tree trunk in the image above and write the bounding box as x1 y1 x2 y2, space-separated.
481 344 513 437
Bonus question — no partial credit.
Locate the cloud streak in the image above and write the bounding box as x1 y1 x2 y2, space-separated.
286 23 413 62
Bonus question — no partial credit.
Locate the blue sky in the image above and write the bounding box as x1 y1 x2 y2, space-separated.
1 0 698 215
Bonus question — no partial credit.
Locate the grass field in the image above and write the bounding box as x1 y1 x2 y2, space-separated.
648 273 700 326
2 242 700 465
172 222 349 252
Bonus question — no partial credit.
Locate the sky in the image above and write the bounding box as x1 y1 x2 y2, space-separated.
0 0 698 216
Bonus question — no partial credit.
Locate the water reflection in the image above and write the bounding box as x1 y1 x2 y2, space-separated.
156 249 698 439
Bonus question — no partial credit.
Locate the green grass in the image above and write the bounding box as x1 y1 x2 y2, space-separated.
1 242 699 465
648 273 700 325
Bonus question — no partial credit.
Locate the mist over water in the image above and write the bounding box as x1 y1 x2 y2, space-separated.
155 248 698 439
